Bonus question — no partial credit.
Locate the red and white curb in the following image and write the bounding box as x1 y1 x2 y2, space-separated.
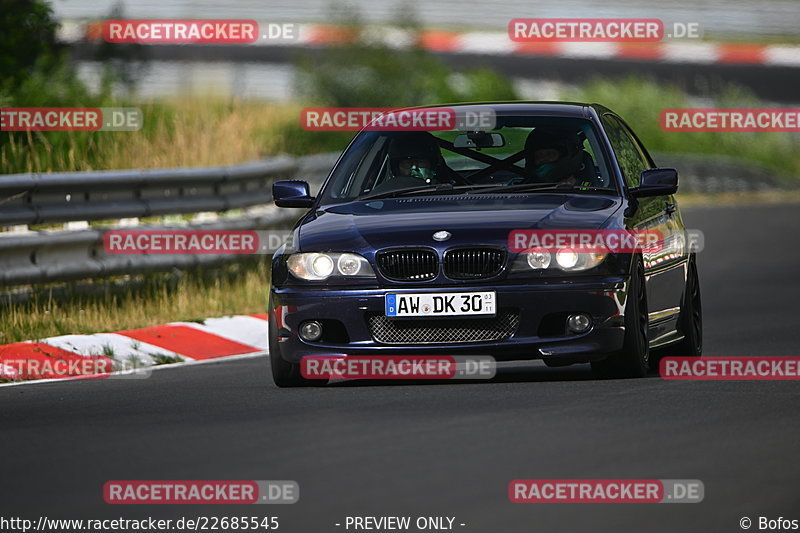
58 21 800 67
302 26 800 67
0 314 269 384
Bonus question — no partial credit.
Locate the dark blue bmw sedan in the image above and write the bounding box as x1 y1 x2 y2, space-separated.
268 103 702 386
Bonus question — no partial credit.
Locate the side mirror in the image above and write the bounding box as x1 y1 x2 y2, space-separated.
630 168 678 198
273 180 315 208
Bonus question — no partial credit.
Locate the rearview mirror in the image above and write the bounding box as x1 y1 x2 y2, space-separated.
630 168 678 198
453 132 505 149
273 180 315 208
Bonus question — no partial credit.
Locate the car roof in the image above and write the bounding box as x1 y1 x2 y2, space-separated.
399 101 610 119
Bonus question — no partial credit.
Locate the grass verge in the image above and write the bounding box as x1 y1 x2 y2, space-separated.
0 260 270 345
677 189 800 207
3 80 798 178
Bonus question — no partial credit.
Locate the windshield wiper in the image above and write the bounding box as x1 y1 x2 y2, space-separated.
357 181 608 201
359 184 480 201
467 182 614 195
466 182 566 195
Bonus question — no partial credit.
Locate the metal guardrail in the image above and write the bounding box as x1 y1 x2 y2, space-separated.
0 155 332 287
0 156 297 226
0 150 791 287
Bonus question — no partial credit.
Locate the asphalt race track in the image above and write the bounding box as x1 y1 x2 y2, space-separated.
2 204 799 532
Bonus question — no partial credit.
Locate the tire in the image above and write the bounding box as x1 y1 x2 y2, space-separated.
652 255 702 363
268 308 328 388
592 256 650 379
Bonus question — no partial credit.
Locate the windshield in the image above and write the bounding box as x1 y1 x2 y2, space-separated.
318 114 616 205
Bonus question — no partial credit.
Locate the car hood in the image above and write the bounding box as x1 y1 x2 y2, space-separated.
297 194 622 252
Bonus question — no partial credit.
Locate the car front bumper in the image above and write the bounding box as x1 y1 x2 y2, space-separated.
270 277 630 366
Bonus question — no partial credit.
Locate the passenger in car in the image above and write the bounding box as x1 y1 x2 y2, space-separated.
524 127 599 187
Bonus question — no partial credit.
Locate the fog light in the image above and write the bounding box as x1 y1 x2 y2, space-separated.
567 313 592 333
299 321 323 342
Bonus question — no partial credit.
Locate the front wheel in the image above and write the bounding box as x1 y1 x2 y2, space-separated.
653 255 702 363
592 256 650 379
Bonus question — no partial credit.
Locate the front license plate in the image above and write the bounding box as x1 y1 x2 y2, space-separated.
385 292 496 317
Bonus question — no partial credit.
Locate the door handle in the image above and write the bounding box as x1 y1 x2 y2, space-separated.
665 203 677 215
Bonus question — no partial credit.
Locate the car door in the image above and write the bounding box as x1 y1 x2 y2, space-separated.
601 114 685 342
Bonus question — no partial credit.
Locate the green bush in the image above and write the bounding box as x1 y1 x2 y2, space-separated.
0 0 116 173
0 1 151 173
295 13 518 108
0 0 61 93
286 8 519 156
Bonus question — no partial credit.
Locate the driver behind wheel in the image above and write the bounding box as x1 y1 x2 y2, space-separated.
387 133 444 184
524 127 596 186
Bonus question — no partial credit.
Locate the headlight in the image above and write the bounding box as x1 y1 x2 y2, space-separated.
287 253 375 280
559 250 606 271
555 249 579 269
516 249 607 273
311 254 334 277
337 253 363 275
526 249 551 269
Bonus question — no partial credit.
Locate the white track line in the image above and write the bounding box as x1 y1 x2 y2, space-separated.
0 351 268 389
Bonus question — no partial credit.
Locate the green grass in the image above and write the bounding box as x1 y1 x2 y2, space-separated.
100 343 116 357
3 78 797 179
564 76 800 178
150 354 186 365
0 99 304 173
678 189 800 206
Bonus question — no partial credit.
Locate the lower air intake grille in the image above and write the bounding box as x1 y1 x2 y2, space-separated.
368 311 520 344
